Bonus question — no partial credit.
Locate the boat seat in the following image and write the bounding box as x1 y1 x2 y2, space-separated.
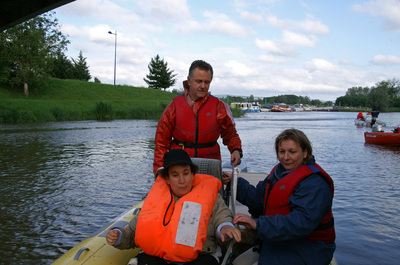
191 157 224 197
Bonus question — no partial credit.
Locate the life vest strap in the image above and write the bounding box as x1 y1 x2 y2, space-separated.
173 139 218 149
314 217 334 231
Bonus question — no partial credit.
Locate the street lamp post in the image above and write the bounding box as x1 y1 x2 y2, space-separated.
108 30 117 85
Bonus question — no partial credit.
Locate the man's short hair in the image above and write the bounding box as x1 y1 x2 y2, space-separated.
188 60 213 80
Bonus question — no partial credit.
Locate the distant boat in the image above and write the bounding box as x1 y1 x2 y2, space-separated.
230 102 260 112
292 104 304 112
364 124 400 146
364 131 400 146
248 102 261 112
303 105 312 111
271 104 292 112
260 104 272 112
355 118 386 127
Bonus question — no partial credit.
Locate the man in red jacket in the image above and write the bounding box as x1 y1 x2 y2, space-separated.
153 60 243 175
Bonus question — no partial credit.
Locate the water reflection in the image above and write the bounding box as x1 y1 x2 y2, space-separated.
0 120 158 264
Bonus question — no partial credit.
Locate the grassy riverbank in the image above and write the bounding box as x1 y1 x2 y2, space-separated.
338 107 400 112
0 78 177 123
3 78 395 124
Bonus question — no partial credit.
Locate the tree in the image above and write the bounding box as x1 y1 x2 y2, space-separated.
368 86 391 112
375 79 400 99
143 54 177 90
366 79 400 111
0 12 69 95
335 95 367 107
72 50 91 81
311 99 322 106
345 86 370 97
47 51 74 79
47 50 91 81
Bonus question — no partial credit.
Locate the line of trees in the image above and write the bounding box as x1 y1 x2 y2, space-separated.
0 12 91 96
221 94 333 107
335 79 400 111
261 95 333 106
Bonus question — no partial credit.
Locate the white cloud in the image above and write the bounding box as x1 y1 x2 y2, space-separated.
135 0 190 22
204 11 249 37
254 31 316 57
282 31 317 47
254 38 295 56
258 55 291 64
240 11 264 24
372 55 400 65
57 0 162 35
59 0 140 24
175 11 249 37
303 58 341 73
224 60 253 76
262 0 282 3
266 15 330 35
339 59 353 66
352 0 400 33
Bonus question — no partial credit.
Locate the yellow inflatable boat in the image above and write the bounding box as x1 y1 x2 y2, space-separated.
52 158 338 265
52 200 144 265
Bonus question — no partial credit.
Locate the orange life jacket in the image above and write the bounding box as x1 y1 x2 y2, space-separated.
263 164 335 243
171 94 221 159
135 174 222 263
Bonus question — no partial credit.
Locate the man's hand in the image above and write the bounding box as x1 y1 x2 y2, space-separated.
231 150 241 167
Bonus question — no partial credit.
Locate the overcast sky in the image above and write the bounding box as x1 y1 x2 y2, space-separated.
54 0 400 101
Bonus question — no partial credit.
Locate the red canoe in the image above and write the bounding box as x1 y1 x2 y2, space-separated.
364 131 400 146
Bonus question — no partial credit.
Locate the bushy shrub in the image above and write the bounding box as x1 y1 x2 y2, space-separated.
94 102 114 121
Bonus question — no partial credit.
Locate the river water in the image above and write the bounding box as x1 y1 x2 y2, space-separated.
0 111 399 265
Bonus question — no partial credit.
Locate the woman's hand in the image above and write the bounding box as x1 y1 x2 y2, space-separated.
106 229 120 246
233 213 257 230
220 225 241 243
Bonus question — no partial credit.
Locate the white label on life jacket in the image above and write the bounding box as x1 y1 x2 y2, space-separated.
175 201 202 247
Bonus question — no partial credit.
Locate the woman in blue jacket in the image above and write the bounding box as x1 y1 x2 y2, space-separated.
228 128 335 265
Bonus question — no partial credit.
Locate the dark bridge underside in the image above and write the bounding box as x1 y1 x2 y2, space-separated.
0 0 75 31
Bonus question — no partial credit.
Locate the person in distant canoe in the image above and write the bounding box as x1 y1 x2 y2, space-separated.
371 107 380 119
371 107 380 126
225 128 335 265
106 149 241 265
153 60 243 176
356 112 364 120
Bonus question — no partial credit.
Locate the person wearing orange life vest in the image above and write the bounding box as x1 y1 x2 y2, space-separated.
153 60 243 175
106 149 241 265
357 112 364 120
225 129 335 265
